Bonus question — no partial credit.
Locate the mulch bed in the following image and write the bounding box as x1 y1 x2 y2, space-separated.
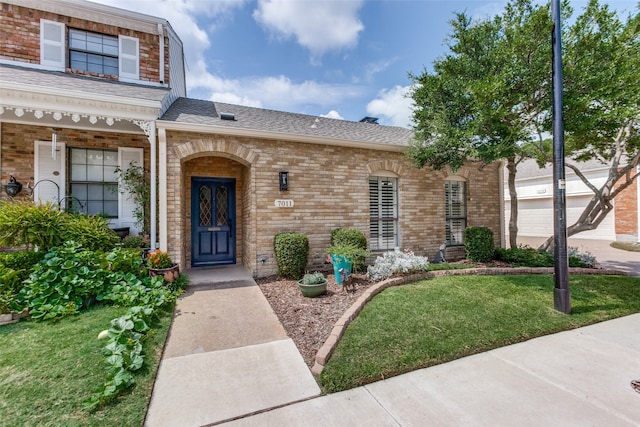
256 273 372 367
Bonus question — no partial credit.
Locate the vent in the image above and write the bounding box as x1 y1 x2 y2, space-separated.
360 116 379 124
220 112 236 121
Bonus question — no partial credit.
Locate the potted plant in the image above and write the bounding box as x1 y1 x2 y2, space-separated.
297 272 328 297
325 244 370 285
147 249 179 282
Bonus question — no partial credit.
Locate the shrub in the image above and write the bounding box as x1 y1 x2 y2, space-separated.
495 246 554 267
568 247 597 268
122 234 149 249
0 201 64 250
367 249 429 282
0 201 118 252
106 248 146 278
274 232 309 279
300 272 326 285
464 227 495 262
330 228 368 272
18 241 110 320
61 213 120 251
0 251 45 313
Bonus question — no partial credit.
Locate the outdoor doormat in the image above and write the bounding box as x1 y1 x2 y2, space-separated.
632 380 640 394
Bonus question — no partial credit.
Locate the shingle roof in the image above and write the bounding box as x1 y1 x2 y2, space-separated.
160 97 413 146
0 63 168 102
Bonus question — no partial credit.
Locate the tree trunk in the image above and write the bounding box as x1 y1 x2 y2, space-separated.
507 157 519 248
538 153 639 252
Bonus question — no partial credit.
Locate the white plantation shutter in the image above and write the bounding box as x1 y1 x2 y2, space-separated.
369 176 398 250
34 141 65 205
40 20 65 70
118 147 144 233
445 180 467 245
118 36 139 80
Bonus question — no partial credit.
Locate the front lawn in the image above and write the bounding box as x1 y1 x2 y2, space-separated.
319 274 640 392
0 305 172 426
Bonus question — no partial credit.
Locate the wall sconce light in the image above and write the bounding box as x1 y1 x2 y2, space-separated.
279 171 289 191
4 175 22 198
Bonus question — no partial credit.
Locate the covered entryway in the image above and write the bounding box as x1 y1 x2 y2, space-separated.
191 177 236 266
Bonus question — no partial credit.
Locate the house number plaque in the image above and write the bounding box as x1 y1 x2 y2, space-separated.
274 199 294 208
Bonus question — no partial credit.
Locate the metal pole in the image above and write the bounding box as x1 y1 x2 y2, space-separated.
551 0 570 313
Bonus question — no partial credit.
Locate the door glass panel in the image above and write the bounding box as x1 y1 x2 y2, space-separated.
216 186 228 226
199 186 212 226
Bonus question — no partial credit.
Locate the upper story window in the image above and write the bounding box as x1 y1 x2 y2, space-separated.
69 29 119 76
39 19 139 80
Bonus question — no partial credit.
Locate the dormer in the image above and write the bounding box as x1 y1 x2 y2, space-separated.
0 0 186 96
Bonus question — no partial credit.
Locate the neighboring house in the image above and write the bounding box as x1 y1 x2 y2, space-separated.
504 159 639 243
1 0 505 278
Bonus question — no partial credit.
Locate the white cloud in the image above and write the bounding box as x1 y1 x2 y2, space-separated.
320 110 344 120
366 85 413 128
253 0 365 59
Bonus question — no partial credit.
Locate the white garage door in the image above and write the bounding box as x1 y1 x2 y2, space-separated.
505 195 615 240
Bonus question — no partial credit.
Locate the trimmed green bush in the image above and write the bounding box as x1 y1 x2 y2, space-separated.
495 246 554 266
61 213 120 251
0 201 119 251
274 232 309 279
330 228 368 272
464 226 495 262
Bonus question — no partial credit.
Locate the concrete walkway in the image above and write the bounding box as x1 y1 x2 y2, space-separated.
145 265 320 427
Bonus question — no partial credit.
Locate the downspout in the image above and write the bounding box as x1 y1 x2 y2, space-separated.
158 127 168 251
149 121 157 250
498 160 506 249
158 23 165 84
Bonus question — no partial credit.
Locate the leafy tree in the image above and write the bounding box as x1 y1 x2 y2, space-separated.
537 0 639 250
408 0 552 248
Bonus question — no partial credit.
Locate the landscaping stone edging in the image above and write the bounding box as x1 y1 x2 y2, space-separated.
310 266 627 376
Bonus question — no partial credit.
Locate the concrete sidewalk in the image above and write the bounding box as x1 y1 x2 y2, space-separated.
223 314 640 426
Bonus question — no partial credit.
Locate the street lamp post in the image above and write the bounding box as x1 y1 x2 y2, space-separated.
551 0 570 313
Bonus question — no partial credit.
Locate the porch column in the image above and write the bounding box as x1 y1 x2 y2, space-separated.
158 127 168 251
149 121 157 250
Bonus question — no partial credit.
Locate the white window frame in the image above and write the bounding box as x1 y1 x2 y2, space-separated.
118 35 140 81
445 177 467 246
369 175 399 251
40 19 65 70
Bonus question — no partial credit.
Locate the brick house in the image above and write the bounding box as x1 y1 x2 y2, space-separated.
1 0 504 278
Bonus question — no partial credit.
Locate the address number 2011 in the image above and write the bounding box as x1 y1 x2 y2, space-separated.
274 199 294 208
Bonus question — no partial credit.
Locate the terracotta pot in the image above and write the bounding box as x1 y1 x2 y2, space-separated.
149 264 180 282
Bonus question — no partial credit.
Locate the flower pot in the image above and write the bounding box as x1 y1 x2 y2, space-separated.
149 264 180 281
297 279 328 297
331 254 352 285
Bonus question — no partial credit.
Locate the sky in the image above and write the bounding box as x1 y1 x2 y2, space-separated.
89 0 637 128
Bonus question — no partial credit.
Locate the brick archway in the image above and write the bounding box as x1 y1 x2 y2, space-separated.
173 138 259 166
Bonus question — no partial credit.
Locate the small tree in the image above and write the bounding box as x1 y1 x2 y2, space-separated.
114 161 150 234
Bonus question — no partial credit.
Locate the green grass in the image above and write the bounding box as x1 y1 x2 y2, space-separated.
611 241 640 252
0 304 173 426
319 274 640 392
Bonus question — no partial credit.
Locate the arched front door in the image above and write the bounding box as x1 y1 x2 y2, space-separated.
191 177 236 266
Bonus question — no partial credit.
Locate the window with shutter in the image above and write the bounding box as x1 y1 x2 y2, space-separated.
445 180 467 246
40 20 65 70
69 148 118 217
369 176 398 250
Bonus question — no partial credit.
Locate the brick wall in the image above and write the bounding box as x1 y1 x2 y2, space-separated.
0 3 168 84
615 177 638 240
165 131 503 277
0 122 149 202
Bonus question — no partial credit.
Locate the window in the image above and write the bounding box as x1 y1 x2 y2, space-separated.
69 29 119 76
369 176 398 250
69 148 118 217
445 179 467 246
